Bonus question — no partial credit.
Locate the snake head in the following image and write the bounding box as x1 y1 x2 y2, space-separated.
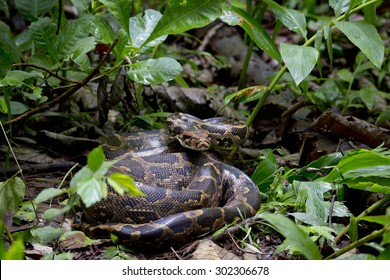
175 129 212 151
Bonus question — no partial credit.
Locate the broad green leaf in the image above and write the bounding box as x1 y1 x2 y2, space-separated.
42 204 72 220
358 215 387 225
293 181 332 223
9 101 29 115
290 212 327 226
264 0 307 39
30 226 65 244
0 70 38 86
15 0 57 20
28 54 55 69
70 0 92 15
0 22 22 63
363 3 376 25
29 17 58 63
58 19 95 60
0 48 12 80
224 86 268 105
280 43 319 86
359 87 375 111
329 0 350 17
334 21 384 69
88 14 116 44
130 9 163 49
1 237 24 260
107 173 145 196
323 149 390 183
337 68 354 83
259 213 322 259
293 152 343 181
87 146 105 172
76 177 107 208
35 188 67 204
0 177 26 218
145 0 225 45
221 5 281 62
100 0 132 40
127 57 182 85
14 201 36 224
251 149 279 189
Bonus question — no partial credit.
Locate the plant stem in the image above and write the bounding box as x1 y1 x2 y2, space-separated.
238 40 254 90
334 194 390 244
325 225 390 260
229 0 381 159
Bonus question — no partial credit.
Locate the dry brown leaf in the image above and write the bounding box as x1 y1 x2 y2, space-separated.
191 239 240 260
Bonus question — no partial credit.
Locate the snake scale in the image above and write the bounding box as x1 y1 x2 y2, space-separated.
83 113 261 248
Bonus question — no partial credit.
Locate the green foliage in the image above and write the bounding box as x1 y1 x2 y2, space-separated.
0 177 26 218
259 213 322 260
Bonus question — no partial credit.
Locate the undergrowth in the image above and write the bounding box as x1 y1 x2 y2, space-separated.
0 0 389 259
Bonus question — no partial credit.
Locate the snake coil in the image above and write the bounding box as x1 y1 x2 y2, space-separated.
83 113 261 248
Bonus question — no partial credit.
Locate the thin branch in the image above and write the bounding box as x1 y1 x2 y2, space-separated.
12 63 82 85
3 39 118 128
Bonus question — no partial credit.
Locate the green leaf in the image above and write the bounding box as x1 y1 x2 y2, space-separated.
29 17 58 63
87 146 105 172
259 213 322 260
15 0 57 20
127 57 182 85
251 149 279 189
0 70 38 86
0 48 12 80
0 177 26 218
70 0 92 15
349 215 358 243
145 0 225 45
30 226 65 244
323 149 390 183
42 204 72 220
107 173 144 196
88 14 116 44
0 97 7 114
293 181 332 223
58 18 95 60
9 101 29 115
334 21 384 69
0 22 22 63
1 238 24 260
100 0 132 39
35 188 67 204
329 0 350 17
130 9 164 49
221 5 281 62
76 177 107 208
14 201 36 224
264 0 307 39
224 86 268 105
280 43 319 86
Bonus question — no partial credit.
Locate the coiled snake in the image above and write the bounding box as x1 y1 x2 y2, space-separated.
83 113 261 248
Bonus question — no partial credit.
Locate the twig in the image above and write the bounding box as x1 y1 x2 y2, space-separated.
12 63 82 85
325 226 390 260
334 194 390 244
3 39 119 128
